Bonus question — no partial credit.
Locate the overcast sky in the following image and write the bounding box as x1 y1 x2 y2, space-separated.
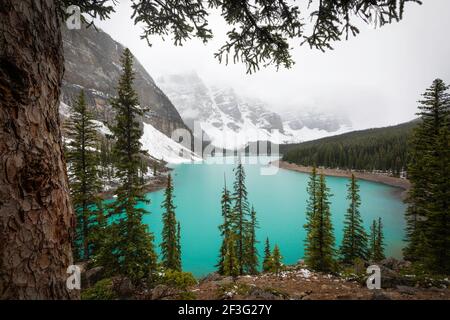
94 1 450 130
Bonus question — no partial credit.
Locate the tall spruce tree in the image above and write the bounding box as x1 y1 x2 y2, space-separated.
231 159 251 275
65 90 103 261
96 49 157 282
245 206 259 274
161 174 181 271
304 174 335 272
217 177 233 274
223 233 240 278
262 237 273 273
368 218 385 262
405 79 450 274
339 174 368 263
304 167 319 236
376 217 386 261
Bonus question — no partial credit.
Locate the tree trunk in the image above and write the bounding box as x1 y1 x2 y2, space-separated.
0 0 78 299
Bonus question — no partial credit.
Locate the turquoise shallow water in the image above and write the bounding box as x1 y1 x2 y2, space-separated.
141 156 406 277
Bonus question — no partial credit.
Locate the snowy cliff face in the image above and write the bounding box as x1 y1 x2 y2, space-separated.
59 25 200 164
158 73 352 149
61 24 189 137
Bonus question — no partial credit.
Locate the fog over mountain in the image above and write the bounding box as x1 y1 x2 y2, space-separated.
158 72 351 149
93 1 450 131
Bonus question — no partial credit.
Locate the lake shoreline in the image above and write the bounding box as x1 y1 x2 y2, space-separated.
273 160 411 199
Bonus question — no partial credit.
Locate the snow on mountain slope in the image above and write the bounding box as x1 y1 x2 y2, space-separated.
60 102 200 164
158 72 352 149
141 122 202 164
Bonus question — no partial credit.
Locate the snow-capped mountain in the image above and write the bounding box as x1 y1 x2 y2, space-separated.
158 73 352 149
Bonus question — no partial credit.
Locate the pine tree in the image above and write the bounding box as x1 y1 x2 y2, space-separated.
96 48 157 282
304 174 335 272
369 218 385 262
231 159 251 275
161 174 181 271
217 177 233 274
304 167 319 235
223 233 240 278
369 220 377 262
339 174 368 263
245 206 259 274
262 237 273 273
272 244 283 276
65 90 103 260
405 79 450 274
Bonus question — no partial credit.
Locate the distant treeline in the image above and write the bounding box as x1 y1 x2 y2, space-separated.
281 120 419 176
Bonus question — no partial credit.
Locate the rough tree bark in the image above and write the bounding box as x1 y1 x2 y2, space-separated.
0 0 78 299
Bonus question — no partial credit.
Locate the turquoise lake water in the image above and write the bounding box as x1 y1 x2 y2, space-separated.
141 156 406 277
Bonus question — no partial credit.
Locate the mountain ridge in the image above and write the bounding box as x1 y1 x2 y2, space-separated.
158 72 352 149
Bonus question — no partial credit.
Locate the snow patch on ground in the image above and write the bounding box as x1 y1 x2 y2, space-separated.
91 120 113 136
141 122 202 164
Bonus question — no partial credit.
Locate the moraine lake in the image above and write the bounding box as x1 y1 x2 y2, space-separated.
140 156 406 277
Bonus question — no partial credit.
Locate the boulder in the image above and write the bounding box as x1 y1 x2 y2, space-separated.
150 284 179 300
246 287 285 300
200 272 223 283
371 290 391 300
82 266 105 288
112 276 135 299
396 285 417 295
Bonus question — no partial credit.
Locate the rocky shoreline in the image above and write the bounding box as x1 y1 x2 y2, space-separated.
273 160 411 199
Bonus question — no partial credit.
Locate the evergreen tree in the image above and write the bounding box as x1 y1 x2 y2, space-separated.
262 237 273 273
272 244 283 276
177 221 182 265
96 49 157 282
405 79 450 274
161 174 181 271
304 167 319 235
339 174 368 263
376 217 386 261
368 218 385 262
231 159 251 275
245 206 259 274
304 174 335 272
223 233 240 278
65 90 103 260
217 177 233 274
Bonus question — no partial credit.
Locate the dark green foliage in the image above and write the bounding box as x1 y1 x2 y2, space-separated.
96 48 157 283
81 278 116 300
217 178 236 275
161 174 182 271
262 237 273 273
217 162 259 276
158 269 196 291
368 218 385 262
304 166 319 235
245 206 259 275
304 173 335 272
405 79 450 274
222 232 240 278
339 174 368 263
59 0 420 73
231 160 251 275
65 90 103 260
272 244 283 276
282 121 418 174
